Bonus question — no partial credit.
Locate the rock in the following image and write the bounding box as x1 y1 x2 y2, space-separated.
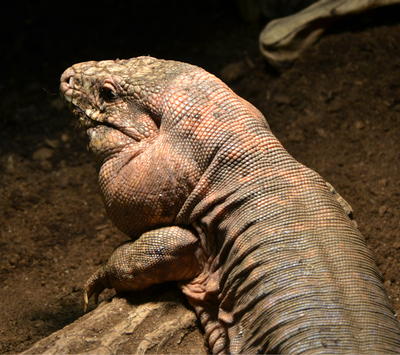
61 133 70 143
316 128 327 138
378 178 388 187
384 280 391 288
355 121 365 130
32 147 54 160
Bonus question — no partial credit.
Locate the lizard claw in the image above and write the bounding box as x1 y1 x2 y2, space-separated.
82 267 107 312
93 289 99 305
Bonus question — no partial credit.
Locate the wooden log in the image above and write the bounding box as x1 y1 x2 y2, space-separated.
260 0 400 69
21 290 208 355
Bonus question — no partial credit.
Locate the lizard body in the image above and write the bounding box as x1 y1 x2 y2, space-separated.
60 56 400 354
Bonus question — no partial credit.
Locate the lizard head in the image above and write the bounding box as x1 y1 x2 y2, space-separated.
60 57 184 162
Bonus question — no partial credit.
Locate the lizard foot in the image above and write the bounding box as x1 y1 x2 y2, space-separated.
81 227 203 312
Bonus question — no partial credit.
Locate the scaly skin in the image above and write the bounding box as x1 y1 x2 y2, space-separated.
60 56 400 354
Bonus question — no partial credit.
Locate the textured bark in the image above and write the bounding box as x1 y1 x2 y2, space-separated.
21 294 207 355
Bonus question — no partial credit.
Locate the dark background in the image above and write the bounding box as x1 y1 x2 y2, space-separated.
1 0 252 157
1 1 400 353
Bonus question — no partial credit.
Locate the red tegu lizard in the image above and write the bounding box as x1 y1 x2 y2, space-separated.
60 56 400 354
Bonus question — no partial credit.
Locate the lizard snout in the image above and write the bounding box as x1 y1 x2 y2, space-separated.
60 67 76 101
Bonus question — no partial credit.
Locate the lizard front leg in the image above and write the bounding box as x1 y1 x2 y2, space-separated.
83 226 205 310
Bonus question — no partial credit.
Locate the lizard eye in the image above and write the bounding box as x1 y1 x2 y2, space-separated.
101 86 117 102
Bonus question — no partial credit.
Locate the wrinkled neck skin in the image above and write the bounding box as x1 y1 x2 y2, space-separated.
92 66 270 240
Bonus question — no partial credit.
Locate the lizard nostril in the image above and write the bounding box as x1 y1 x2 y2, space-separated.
61 68 76 83
60 67 76 96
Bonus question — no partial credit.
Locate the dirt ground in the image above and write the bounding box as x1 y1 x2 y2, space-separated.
1 1 400 354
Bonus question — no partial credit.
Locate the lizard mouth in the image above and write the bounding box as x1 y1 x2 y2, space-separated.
73 106 114 131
